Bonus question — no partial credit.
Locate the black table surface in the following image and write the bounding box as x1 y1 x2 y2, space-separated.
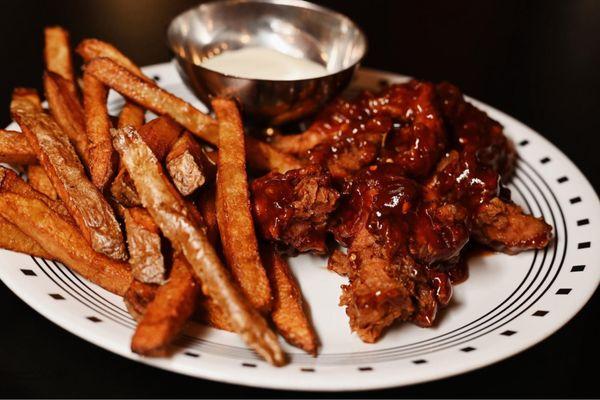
1 0 598 398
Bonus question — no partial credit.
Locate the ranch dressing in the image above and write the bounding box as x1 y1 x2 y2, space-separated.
200 47 328 80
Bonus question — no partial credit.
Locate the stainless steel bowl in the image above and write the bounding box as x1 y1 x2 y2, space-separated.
167 0 367 125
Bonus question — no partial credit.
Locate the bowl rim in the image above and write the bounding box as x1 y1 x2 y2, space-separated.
166 0 368 82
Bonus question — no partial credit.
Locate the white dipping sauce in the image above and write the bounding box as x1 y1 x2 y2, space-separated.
200 47 328 80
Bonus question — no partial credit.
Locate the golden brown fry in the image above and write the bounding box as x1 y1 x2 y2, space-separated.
166 133 215 196
111 125 285 366
213 98 272 313
11 89 127 261
0 130 37 165
271 128 329 155
196 187 219 246
83 71 116 190
76 38 151 82
263 245 318 355
0 216 54 259
110 117 182 206
44 26 77 97
118 102 145 129
124 279 158 321
27 165 58 200
131 253 199 356
85 58 300 173
123 207 165 284
43 72 90 164
0 192 131 295
1 166 72 221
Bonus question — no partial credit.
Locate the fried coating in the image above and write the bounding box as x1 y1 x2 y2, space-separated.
11 89 127 261
263 245 318 355
111 125 285 366
166 133 215 196
43 72 90 165
213 98 272 313
44 26 77 97
124 279 158 321
0 130 37 165
83 70 116 189
118 101 145 129
27 165 58 200
123 207 165 284
131 253 199 356
0 215 54 259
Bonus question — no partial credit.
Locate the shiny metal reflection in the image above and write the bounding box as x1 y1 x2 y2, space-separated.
167 0 367 125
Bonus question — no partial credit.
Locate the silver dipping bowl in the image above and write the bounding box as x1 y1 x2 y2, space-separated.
167 0 367 125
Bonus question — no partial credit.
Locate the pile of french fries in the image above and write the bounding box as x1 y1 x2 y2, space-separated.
0 27 317 366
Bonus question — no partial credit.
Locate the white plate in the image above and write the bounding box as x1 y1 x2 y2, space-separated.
1 63 599 392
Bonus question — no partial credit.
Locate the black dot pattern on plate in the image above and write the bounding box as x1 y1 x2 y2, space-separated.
578 242 591 249
20 268 36 276
577 219 590 226
301 368 315 372
242 363 257 368
86 316 102 323
359 367 373 371
556 288 572 295
49 293 65 300
519 139 529 146
412 359 427 364
460 346 476 352
153 75 160 81
540 157 551 164
184 351 199 358
557 176 569 183
378 79 389 87
570 196 582 204
501 330 517 336
571 265 585 272
532 310 549 317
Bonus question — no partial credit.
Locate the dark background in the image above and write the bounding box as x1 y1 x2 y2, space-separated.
1 0 598 398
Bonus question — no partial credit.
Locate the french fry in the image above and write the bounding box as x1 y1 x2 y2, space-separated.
124 279 158 321
85 58 300 173
83 71 116 190
0 130 37 165
110 117 181 206
111 125 285 366
123 207 165 284
213 98 272 313
1 166 72 221
43 72 90 164
166 132 215 196
263 245 318 355
118 101 145 129
11 89 127 261
44 26 77 97
0 193 131 295
76 38 152 83
0 216 54 259
196 187 219 246
131 253 199 356
27 165 58 200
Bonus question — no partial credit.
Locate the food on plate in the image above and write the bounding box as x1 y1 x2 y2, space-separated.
27 165 58 200
82 70 116 189
85 57 300 173
0 168 131 295
213 98 272 313
131 253 199 356
0 130 37 165
111 125 285 366
166 132 215 196
110 116 182 206
44 26 77 97
11 88 127 261
43 72 90 165
263 244 318 355
0 26 554 366
123 207 165 284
